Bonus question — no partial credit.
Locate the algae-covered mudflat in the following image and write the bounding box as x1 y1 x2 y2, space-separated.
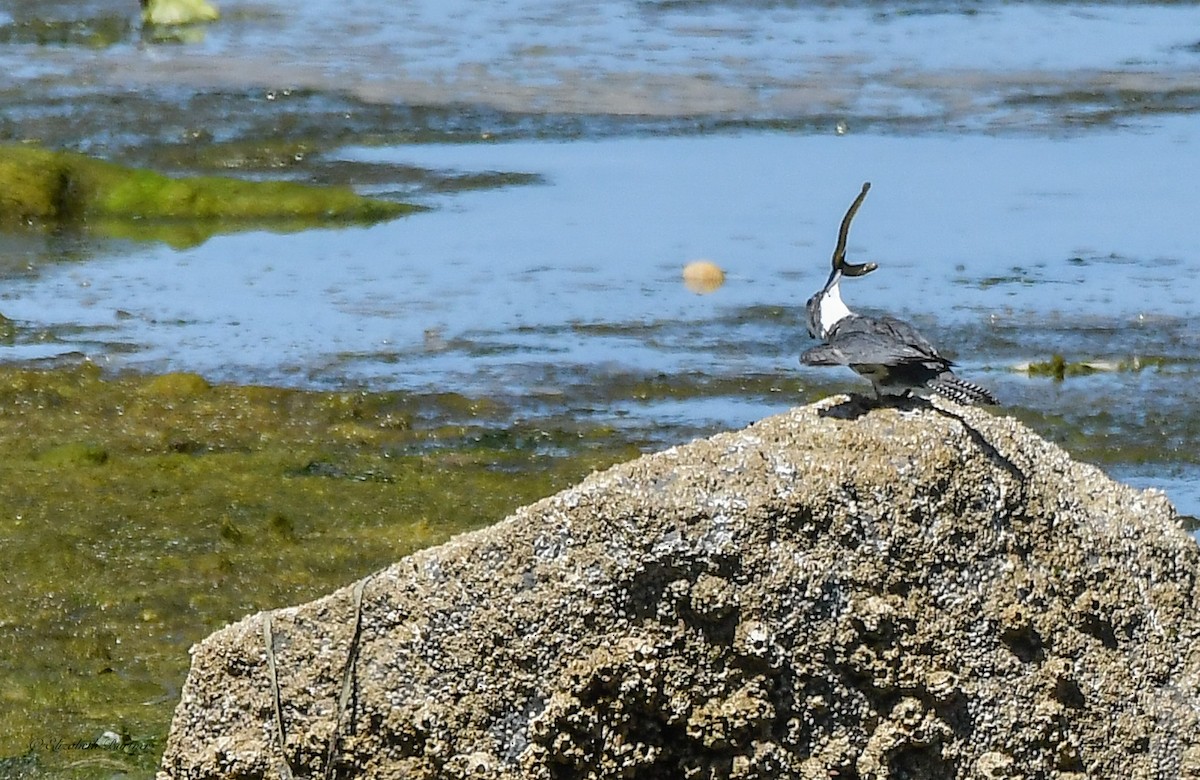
0 144 422 248
0 363 640 777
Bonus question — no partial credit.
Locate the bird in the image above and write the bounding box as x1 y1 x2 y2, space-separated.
800 183 999 406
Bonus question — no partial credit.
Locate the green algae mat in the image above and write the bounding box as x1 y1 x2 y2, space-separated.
0 145 420 248
0 364 636 779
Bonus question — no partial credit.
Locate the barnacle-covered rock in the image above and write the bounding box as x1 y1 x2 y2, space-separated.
159 396 1200 779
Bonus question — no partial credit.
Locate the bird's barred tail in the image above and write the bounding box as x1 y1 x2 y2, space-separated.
929 373 999 406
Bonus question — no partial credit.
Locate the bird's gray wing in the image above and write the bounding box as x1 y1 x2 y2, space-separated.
873 316 950 364
800 342 851 365
802 315 951 368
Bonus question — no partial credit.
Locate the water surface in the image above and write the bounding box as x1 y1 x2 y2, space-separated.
2 1 1198 503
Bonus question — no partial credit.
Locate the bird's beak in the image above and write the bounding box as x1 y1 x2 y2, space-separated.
820 266 842 294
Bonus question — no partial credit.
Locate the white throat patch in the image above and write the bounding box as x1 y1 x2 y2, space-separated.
816 278 852 338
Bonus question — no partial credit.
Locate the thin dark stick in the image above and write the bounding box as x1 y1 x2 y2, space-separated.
324 577 368 780
263 613 296 780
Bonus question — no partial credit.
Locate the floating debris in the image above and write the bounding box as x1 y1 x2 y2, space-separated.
1019 354 1161 380
682 260 726 294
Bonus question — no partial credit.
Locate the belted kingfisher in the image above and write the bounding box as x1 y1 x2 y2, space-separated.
801 183 999 406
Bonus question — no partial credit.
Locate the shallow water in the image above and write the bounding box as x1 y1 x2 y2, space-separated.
3 1 1200 523
4 128 1200 514
5 0 1200 132
6 126 1200 378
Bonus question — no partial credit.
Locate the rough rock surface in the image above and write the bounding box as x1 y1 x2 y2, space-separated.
159 397 1200 780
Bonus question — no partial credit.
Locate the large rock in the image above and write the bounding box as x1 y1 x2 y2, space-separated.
159 397 1200 779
